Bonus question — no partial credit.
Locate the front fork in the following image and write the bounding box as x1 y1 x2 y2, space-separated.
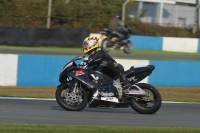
64 81 80 94
72 81 79 93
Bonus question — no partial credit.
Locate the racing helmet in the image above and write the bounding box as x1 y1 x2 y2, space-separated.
116 13 122 20
83 36 100 54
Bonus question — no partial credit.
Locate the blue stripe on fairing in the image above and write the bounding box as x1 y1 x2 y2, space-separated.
129 35 163 51
17 55 75 86
148 60 200 86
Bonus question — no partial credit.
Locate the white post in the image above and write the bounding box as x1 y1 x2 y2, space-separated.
47 0 52 29
158 1 163 25
137 1 143 17
122 0 130 26
193 1 200 33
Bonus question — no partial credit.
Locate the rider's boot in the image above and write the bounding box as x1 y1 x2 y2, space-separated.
122 80 132 93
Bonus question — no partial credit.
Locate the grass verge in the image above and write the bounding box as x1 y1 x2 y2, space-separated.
0 86 200 102
0 124 200 133
1 45 200 57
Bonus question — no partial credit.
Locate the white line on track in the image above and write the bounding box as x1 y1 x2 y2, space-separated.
0 97 55 100
0 97 199 104
162 101 198 104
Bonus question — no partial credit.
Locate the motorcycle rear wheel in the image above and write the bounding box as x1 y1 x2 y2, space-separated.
129 83 162 114
123 42 132 54
55 84 88 111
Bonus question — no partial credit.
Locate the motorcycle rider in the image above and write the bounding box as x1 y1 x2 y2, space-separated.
108 13 128 46
82 36 132 93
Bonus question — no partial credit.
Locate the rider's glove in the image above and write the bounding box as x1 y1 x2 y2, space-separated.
80 60 88 66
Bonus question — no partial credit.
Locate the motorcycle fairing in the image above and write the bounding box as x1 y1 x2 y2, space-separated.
68 69 120 105
125 65 155 83
101 97 119 103
61 67 118 95
57 81 74 93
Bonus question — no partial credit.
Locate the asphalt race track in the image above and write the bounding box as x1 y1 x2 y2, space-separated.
0 97 200 128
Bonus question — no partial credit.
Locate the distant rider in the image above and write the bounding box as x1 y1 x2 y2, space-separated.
82 36 132 93
108 13 128 46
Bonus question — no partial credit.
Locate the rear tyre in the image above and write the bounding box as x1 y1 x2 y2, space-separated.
123 41 132 54
130 83 162 114
55 84 88 111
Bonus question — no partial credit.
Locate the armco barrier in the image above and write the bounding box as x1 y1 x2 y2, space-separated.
0 54 200 87
91 33 200 53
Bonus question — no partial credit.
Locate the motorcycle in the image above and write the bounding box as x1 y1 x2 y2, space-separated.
55 56 162 114
100 26 133 54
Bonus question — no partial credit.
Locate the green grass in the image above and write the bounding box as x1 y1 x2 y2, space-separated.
1 45 200 57
1 45 200 61
0 124 200 133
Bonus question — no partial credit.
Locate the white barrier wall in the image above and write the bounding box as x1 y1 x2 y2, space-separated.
162 37 198 53
0 54 18 86
90 33 200 53
1 54 200 87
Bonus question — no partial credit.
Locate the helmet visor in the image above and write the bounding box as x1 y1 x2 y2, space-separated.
83 42 91 50
83 39 97 49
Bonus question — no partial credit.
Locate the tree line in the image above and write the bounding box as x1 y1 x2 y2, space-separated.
0 0 199 37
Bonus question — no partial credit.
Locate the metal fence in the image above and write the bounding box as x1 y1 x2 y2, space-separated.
0 0 126 33
0 0 199 35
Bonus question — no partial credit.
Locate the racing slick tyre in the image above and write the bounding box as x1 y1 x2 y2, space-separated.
55 84 88 111
123 41 132 54
129 83 162 114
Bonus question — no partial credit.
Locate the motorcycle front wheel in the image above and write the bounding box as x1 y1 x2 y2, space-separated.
129 83 162 114
55 84 88 111
101 38 112 52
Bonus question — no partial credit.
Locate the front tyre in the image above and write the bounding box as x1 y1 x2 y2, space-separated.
101 38 111 52
55 84 88 111
130 83 162 114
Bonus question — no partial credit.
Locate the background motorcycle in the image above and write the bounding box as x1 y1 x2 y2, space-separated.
55 56 162 114
100 26 133 54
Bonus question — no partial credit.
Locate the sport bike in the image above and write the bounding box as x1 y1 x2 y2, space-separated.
100 26 133 54
55 56 162 114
